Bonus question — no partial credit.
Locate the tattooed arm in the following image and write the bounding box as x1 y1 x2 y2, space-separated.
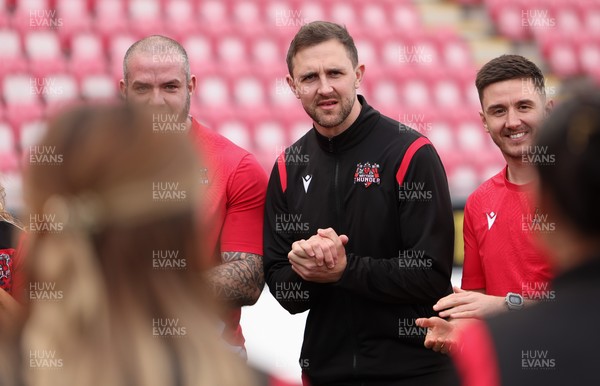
208 252 265 307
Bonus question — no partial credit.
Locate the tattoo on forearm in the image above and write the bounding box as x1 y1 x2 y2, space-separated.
209 252 264 307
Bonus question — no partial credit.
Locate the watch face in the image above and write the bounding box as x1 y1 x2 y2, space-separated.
509 294 523 305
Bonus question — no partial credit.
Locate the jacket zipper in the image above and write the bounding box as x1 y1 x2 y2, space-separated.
330 142 358 379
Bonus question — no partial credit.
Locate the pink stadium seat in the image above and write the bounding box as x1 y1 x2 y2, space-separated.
249 34 281 69
401 78 431 108
41 74 78 105
329 2 358 26
216 35 248 65
217 119 253 151
55 0 93 44
24 31 67 78
266 74 298 108
578 36 600 76
3 74 44 129
0 123 16 154
197 74 231 108
390 3 421 31
448 163 480 200
19 119 47 149
69 33 107 80
0 29 28 78
183 34 215 76
198 0 232 35
254 120 288 155
427 120 455 156
432 77 463 108
94 0 129 39
108 34 137 80
163 0 198 38
233 75 267 107
495 3 530 41
299 2 326 23
80 74 118 100
455 120 486 151
128 0 165 36
546 38 580 78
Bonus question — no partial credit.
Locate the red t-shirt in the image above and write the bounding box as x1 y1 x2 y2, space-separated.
461 166 553 298
190 117 267 347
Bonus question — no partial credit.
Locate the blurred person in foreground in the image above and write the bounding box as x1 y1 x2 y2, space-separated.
417 55 555 352
120 35 267 357
263 21 456 385
0 104 282 386
453 87 600 386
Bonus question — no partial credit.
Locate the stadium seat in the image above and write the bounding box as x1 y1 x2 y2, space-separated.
217 119 253 151
41 74 78 104
55 0 93 44
197 74 231 108
183 34 215 75
19 119 47 149
390 3 421 31
578 36 600 76
24 31 67 77
198 0 232 35
432 78 463 108
163 0 198 38
0 123 15 154
108 34 137 80
129 0 164 36
401 79 431 108
94 0 129 38
69 33 107 79
448 164 479 202
455 120 486 151
216 35 248 66
80 74 118 100
0 29 28 78
233 75 266 107
254 120 287 154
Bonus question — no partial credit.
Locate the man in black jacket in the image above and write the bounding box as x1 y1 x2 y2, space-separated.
263 21 456 385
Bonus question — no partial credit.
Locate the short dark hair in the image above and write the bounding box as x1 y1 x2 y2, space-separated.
286 21 358 76
475 54 545 104
536 87 600 236
123 35 190 83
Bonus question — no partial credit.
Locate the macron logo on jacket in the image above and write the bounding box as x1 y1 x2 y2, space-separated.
302 175 312 192
486 212 497 230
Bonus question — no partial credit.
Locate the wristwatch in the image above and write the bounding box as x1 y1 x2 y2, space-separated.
505 292 524 311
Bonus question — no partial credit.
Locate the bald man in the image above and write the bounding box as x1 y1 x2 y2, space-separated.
120 35 268 357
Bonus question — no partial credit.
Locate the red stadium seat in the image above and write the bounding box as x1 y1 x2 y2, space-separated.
233 75 267 107
0 29 28 78
0 123 16 154
217 119 253 151
69 33 107 80
24 31 67 78
197 74 231 108
19 119 47 149
80 74 118 100
163 0 198 38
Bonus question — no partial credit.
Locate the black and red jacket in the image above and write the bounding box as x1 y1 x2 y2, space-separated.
263 96 457 385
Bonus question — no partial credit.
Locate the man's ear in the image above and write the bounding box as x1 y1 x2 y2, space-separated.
479 111 489 133
354 64 365 89
119 79 127 99
545 99 554 116
286 74 300 98
188 74 197 95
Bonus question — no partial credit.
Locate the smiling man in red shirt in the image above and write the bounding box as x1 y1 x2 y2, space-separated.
417 55 555 353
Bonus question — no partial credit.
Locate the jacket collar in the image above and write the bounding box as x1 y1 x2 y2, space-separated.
313 95 380 153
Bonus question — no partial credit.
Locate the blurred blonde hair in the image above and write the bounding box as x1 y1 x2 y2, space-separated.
14 104 257 386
